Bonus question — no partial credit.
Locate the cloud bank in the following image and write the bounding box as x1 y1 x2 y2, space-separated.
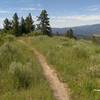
50 15 100 27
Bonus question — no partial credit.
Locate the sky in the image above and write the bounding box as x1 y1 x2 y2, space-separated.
0 0 100 28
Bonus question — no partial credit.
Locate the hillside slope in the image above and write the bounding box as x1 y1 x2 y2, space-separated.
0 36 54 100
26 36 100 100
19 39 70 100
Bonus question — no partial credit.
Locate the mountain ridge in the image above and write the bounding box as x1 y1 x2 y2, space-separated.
52 24 100 38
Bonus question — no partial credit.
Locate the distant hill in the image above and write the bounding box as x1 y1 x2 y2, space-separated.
52 24 100 38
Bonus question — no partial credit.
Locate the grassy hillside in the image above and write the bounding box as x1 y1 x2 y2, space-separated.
24 36 100 100
0 35 54 100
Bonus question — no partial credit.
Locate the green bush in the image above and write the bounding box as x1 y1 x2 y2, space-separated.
9 62 33 89
72 46 89 59
92 35 100 44
28 32 43 36
0 37 4 46
4 35 15 42
0 34 15 46
0 42 19 70
0 33 5 46
90 65 100 78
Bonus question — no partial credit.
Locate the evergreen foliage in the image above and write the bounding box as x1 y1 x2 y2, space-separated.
37 10 52 36
3 18 12 31
2 10 53 37
20 17 26 34
64 28 75 39
12 13 19 36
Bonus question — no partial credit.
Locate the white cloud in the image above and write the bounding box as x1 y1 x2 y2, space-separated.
88 7 99 12
0 10 9 14
87 5 100 12
21 7 42 11
50 15 100 27
51 15 100 21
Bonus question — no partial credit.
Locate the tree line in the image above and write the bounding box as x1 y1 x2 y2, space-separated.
2 9 75 38
3 10 52 36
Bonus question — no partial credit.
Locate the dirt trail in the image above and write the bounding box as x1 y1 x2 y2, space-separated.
19 39 70 100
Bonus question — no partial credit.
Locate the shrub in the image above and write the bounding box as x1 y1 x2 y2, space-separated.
9 62 33 89
28 32 42 36
0 36 4 46
0 34 15 46
0 33 6 46
92 35 100 44
4 35 15 42
72 46 89 59
0 42 18 70
89 65 100 78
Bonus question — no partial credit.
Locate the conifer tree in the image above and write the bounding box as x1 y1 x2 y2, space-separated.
28 13 35 31
3 18 12 30
67 28 74 38
25 13 35 33
20 17 26 34
37 10 52 36
25 16 30 33
65 28 74 38
12 13 19 36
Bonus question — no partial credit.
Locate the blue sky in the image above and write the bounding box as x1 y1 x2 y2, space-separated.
0 0 100 28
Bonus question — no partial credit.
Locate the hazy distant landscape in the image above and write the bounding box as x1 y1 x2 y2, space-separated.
52 24 100 38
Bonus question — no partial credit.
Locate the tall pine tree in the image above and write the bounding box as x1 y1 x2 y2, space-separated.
25 16 30 33
28 13 35 31
3 18 12 31
20 17 26 34
25 13 35 33
12 13 19 36
37 10 52 36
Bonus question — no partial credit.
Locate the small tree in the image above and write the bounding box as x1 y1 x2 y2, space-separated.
12 13 19 36
65 28 75 38
3 18 12 31
37 10 52 36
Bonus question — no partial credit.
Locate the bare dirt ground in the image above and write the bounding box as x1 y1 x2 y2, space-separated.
19 39 70 100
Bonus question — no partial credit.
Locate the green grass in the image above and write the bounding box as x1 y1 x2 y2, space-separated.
0 36 54 100
25 36 100 100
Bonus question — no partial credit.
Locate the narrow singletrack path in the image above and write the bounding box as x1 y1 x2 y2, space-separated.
19 39 70 100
